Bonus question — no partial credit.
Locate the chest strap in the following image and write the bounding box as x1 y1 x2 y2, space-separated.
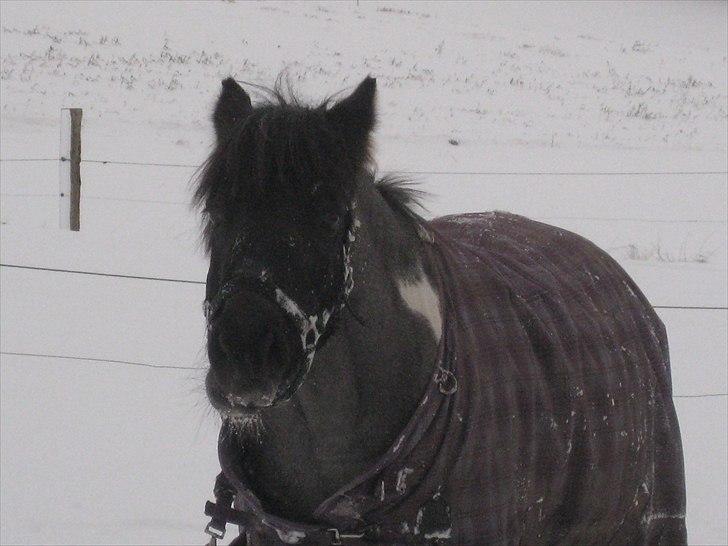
204 473 381 545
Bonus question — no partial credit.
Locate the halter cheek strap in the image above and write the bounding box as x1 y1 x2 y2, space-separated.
273 209 357 401
203 203 358 403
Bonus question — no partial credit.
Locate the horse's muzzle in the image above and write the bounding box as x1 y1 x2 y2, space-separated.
205 289 298 412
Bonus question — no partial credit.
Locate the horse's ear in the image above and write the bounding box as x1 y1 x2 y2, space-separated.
213 77 252 142
328 77 376 148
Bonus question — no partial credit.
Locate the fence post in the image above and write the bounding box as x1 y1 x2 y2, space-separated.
59 108 82 231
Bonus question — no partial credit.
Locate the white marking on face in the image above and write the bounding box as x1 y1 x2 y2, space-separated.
396 270 442 342
274 287 308 323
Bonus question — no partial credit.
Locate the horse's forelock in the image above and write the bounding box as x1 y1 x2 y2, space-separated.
196 99 361 226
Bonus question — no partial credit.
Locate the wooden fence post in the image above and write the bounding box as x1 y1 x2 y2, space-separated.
59 108 82 231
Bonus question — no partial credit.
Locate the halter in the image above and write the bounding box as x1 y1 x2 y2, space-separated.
203 203 358 403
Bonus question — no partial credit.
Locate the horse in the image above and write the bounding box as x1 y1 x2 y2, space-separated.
196 76 687 545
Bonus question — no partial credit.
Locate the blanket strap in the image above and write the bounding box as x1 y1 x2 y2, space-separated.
204 472 379 545
204 472 240 545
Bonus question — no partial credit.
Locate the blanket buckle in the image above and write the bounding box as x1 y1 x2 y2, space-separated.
205 519 226 541
435 367 458 395
327 528 366 545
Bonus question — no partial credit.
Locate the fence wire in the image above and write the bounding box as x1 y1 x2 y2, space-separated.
0 350 197 370
2 156 727 177
1 350 725 400
3 157 726 396
4 192 727 225
1 262 727 312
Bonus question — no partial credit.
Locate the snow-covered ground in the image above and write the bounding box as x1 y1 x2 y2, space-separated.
0 1 726 544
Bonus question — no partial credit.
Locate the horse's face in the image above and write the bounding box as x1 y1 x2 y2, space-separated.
196 77 375 417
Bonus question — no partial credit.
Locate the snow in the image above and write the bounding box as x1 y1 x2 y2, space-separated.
1 1 726 544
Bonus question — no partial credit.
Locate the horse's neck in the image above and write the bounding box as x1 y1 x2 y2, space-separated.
240 183 441 521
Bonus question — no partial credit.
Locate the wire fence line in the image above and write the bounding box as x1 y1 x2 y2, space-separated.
1 192 60 198
0 350 197 370
1 350 725 400
1 193 192 206
4 192 727 226
3 161 725 394
3 191 728 225
1 262 726 312
0 157 58 162
2 156 727 177
0 263 203 285
82 194 191 206
4 156 726 222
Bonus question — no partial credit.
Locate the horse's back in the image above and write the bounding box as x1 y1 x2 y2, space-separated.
427 211 687 545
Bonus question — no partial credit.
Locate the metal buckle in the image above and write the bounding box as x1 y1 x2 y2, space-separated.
327 528 365 545
435 367 458 395
205 520 226 540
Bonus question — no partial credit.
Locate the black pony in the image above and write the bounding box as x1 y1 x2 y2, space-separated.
196 77 687 545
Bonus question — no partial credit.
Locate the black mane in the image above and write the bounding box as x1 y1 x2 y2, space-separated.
374 174 429 227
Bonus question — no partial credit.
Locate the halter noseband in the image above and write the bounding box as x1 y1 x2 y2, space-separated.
203 203 358 402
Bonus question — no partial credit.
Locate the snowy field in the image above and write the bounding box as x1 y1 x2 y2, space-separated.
0 1 726 544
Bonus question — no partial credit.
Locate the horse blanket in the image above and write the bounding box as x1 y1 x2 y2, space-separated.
216 211 687 545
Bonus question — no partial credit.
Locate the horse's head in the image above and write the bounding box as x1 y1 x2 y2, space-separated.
195 76 376 418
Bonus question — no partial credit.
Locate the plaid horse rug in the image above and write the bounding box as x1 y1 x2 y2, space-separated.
216 211 687 545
